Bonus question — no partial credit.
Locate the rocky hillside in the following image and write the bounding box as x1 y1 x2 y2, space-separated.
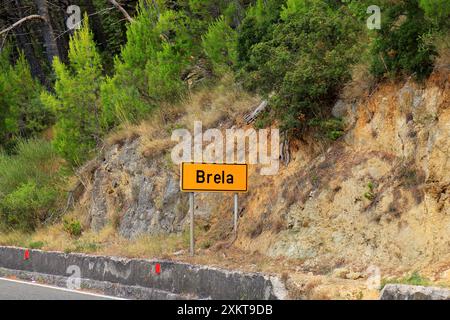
70 68 449 297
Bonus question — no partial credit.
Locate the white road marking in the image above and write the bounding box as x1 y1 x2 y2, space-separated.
0 277 127 300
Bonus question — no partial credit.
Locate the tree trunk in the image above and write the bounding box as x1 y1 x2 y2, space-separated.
12 0 47 87
83 0 107 50
34 0 60 65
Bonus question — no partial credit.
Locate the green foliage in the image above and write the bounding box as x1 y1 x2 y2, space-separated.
280 0 311 20
381 271 430 289
63 218 82 237
239 1 359 135
202 16 238 74
364 181 376 201
419 0 450 27
101 2 195 127
370 0 437 80
28 240 45 249
64 240 99 253
236 0 283 68
0 49 52 152
308 118 345 141
0 139 65 231
41 16 104 165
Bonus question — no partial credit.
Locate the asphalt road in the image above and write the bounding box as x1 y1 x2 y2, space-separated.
0 278 121 300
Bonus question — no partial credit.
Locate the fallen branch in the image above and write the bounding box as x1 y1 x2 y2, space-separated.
0 15 45 36
108 0 134 23
244 100 269 124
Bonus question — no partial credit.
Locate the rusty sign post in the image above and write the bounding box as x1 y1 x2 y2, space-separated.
180 163 248 256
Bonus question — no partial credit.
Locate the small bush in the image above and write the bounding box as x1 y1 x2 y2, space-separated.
28 241 45 249
63 218 83 237
381 271 430 289
0 139 65 231
419 0 450 27
364 181 376 201
308 118 345 141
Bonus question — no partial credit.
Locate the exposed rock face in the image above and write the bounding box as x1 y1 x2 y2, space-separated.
87 138 189 239
79 69 449 275
235 71 450 273
380 284 450 300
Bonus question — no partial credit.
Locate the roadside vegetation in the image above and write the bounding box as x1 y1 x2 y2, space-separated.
0 0 449 252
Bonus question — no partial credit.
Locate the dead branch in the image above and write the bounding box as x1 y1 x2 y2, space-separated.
244 100 269 124
108 0 134 23
0 15 45 36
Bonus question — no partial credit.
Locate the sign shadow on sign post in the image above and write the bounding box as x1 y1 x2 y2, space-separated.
180 163 248 256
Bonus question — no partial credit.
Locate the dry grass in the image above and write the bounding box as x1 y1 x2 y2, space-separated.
0 231 31 247
104 75 258 164
0 222 190 258
431 31 450 69
181 77 258 129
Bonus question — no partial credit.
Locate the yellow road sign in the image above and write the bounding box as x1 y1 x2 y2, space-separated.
180 163 248 192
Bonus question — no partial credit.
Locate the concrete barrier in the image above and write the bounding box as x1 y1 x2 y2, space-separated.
0 246 287 300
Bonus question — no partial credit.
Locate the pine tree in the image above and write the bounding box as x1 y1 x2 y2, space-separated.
101 1 195 127
0 47 50 152
202 16 238 74
41 15 104 165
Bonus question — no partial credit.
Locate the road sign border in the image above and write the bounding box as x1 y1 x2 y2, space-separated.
180 162 248 193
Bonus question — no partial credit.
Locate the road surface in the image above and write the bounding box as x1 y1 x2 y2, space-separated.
0 277 123 300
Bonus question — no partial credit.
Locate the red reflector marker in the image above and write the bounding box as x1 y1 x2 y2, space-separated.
155 263 161 275
24 249 30 260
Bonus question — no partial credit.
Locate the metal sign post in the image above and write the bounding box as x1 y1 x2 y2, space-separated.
233 193 238 237
181 163 248 256
189 192 194 256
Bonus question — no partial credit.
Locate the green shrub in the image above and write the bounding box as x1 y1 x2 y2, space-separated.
381 271 430 289
0 139 65 231
236 0 283 68
364 181 376 201
63 218 83 237
28 241 45 249
419 0 450 27
308 118 345 141
238 1 359 135
202 16 238 74
370 0 437 80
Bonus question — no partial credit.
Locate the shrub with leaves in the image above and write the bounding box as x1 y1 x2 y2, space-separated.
63 218 82 237
0 139 65 231
238 1 359 135
370 0 437 80
236 0 283 69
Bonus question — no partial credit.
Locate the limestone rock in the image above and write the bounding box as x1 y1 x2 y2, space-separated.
380 284 450 300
